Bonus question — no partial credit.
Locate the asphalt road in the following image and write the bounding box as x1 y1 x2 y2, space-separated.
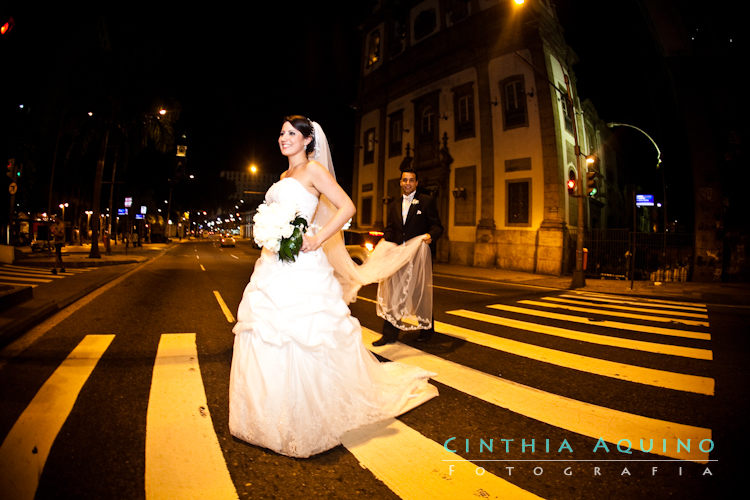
0 240 745 499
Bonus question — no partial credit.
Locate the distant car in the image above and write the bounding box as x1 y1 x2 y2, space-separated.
220 235 236 247
344 229 384 265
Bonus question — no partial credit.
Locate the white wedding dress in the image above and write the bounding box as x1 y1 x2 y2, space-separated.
229 177 438 458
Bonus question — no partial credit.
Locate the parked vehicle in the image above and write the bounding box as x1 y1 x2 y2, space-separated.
343 229 384 264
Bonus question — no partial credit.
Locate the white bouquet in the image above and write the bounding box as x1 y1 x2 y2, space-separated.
253 202 308 262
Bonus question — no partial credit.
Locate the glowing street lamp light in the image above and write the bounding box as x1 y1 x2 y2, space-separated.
59 202 69 222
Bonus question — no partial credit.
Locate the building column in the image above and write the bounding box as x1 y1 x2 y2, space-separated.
474 58 497 267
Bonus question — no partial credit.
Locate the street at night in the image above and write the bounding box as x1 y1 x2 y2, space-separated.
2 1 749 498
1 240 748 498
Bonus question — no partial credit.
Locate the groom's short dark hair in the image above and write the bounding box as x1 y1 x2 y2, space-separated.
400 166 418 180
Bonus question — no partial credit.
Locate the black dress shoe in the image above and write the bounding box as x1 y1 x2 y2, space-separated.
416 331 433 342
372 334 397 346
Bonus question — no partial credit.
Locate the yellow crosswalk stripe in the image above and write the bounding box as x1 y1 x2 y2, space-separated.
447 309 712 360
362 327 712 463
568 290 707 308
0 275 55 283
0 334 114 500
517 299 710 327
559 293 707 313
434 320 713 395
487 304 710 340
145 333 238 500
341 418 543 499
0 281 38 288
541 296 709 319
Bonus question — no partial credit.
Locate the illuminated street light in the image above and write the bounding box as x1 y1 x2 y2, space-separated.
249 164 258 174
59 202 69 222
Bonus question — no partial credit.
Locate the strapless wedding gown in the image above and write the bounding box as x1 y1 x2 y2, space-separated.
229 177 438 458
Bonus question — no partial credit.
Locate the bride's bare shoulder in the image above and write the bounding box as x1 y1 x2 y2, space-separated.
304 160 331 179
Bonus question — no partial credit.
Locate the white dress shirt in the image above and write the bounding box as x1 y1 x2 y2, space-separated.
402 192 416 224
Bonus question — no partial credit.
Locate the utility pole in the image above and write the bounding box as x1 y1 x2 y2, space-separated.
564 75 586 289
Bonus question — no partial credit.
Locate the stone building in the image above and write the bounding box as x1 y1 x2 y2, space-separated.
351 0 616 275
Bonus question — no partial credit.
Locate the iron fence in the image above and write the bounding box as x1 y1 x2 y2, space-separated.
585 229 694 281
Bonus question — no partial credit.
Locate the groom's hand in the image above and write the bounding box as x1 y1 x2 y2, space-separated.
422 233 432 245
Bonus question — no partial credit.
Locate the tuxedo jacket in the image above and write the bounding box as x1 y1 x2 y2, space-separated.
383 192 443 251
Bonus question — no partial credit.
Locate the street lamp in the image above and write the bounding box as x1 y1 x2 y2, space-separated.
606 121 667 267
59 203 69 222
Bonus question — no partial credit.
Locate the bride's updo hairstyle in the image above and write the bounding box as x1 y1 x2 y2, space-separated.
284 115 316 155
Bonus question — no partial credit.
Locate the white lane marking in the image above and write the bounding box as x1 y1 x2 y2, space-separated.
0 334 115 500
213 291 235 323
361 327 711 463
230 254 239 260
145 333 238 500
341 419 543 500
200 264 206 271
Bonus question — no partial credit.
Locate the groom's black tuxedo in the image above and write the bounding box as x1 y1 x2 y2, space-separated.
383 192 443 252
379 191 443 341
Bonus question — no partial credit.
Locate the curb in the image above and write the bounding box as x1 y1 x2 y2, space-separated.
0 286 33 312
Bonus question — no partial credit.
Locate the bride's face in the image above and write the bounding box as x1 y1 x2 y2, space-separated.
279 121 310 157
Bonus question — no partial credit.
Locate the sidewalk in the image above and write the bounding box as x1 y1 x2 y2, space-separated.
433 263 750 306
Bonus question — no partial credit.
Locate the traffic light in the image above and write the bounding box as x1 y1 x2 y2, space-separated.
6 158 15 179
586 170 597 197
0 16 14 36
585 154 599 197
567 170 576 195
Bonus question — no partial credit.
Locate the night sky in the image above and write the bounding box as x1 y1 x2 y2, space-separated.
2 1 743 225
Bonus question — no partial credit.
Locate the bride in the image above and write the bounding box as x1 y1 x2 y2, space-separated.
229 115 438 458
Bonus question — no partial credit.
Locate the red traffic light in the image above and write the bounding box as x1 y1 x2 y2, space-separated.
1 17 14 36
566 179 576 194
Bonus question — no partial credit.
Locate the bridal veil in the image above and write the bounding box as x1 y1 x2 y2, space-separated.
310 121 433 330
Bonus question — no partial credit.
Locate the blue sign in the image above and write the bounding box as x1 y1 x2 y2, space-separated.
117 208 128 215
135 214 144 220
636 194 654 207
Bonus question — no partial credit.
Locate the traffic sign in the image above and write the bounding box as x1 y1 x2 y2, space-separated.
8 182 17 194
636 194 654 207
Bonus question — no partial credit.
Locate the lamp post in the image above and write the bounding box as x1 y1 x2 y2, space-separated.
606 122 666 270
58 203 68 222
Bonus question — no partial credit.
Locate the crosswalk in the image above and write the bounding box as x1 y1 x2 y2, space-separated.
0 290 714 499
0 264 94 288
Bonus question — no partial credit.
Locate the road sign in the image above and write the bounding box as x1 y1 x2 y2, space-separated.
8 182 17 194
635 194 654 207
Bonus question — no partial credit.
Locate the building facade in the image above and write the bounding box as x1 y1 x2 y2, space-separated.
352 0 615 275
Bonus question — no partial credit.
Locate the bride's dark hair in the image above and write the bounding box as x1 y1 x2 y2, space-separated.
284 115 315 155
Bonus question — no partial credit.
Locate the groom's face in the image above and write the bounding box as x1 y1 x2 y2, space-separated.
400 172 418 196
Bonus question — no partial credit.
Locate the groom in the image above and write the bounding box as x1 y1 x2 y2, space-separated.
373 167 443 346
